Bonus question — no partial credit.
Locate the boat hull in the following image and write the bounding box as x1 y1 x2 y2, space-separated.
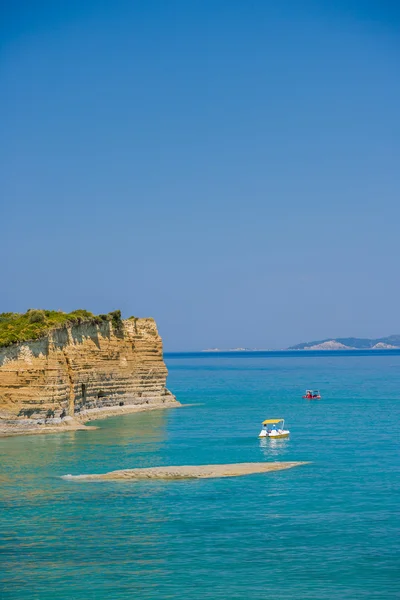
258 430 290 439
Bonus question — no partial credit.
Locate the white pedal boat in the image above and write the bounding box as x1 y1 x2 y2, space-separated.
259 418 290 439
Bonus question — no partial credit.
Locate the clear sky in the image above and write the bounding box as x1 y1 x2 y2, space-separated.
1 1 399 350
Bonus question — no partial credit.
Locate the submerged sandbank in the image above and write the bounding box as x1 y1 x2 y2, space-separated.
62 461 308 481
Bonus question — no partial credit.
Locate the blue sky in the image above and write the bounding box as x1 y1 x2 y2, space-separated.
1 1 399 350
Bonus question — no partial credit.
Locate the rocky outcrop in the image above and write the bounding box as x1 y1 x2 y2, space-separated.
0 317 177 434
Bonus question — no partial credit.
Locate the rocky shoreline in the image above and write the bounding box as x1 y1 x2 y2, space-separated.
0 399 180 437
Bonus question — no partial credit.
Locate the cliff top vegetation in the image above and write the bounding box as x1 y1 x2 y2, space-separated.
0 309 125 348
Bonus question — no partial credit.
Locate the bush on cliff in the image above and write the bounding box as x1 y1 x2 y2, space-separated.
0 309 127 348
28 309 46 323
109 310 122 329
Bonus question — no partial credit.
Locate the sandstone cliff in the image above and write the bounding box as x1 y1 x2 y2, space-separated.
0 315 177 434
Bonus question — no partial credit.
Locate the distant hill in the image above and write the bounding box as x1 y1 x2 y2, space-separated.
288 335 400 350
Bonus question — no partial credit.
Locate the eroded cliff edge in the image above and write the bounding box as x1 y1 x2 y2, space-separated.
0 313 178 435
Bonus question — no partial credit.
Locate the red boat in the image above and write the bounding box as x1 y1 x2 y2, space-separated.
303 389 321 399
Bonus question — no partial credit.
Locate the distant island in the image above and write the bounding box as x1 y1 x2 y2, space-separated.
202 335 400 352
202 347 268 352
288 335 400 350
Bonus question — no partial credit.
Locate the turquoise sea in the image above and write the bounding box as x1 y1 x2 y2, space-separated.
1 351 400 599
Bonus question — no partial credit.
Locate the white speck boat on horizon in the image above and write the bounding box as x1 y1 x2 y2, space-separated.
258 418 290 439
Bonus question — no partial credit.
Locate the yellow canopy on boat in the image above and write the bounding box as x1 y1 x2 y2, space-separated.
262 419 283 425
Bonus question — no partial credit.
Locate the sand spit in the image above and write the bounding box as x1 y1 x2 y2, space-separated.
62 461 308 481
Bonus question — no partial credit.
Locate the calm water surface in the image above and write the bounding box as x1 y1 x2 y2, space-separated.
1 352 400 599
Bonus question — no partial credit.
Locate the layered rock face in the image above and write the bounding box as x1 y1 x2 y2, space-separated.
0 318 176 426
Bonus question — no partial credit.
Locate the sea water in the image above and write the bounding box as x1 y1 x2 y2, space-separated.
1 351 399 599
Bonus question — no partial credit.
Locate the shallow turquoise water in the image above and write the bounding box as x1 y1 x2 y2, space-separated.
1 352 400 599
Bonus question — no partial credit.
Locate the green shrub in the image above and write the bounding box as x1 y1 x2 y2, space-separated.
0 312 17 323
0 308 127 348
109 310 122 329
69 309 95 319
28 309 46 324
99 314 111 322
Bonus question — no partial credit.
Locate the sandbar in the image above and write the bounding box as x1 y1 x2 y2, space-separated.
62 461 308 481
